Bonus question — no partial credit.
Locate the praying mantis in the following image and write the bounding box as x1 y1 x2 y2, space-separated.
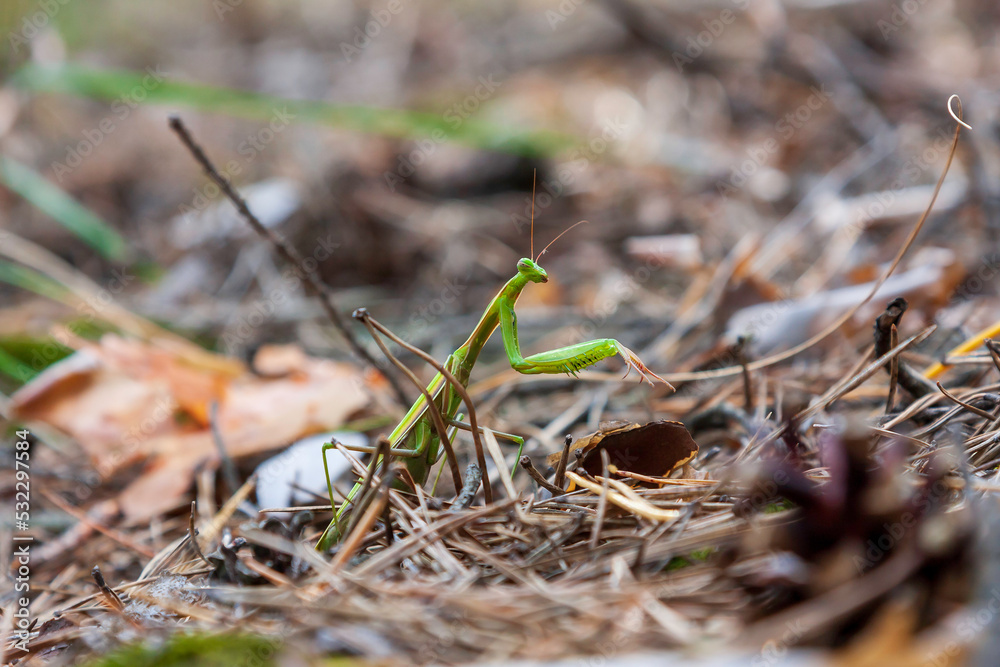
317 215 670 550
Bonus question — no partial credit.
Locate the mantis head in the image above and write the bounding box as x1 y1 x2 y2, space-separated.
517 258 548 283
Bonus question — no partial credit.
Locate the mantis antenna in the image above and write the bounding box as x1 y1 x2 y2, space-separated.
528 169 587 261
530 169 536 261
537 220 589 260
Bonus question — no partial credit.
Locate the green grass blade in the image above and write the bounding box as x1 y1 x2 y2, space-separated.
11 63 577 157
0 156 130 262
0 335 76 384
0 346 36 383
0 258 71 302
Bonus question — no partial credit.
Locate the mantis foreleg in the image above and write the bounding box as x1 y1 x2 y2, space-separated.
498 296 671 387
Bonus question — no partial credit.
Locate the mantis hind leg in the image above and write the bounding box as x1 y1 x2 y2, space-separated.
318 440 362 550
445 418 526 476
318 427 433 551
329 442 428 458
447 419 523 445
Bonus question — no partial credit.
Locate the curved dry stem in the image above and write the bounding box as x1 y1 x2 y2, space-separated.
354 314 464 492
662 96 967 384
357 310 494 505
948 94 972 130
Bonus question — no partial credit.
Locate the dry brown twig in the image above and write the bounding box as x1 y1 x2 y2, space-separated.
167 115 410 408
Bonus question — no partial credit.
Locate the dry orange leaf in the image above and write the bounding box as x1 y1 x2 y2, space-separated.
11 337 370 522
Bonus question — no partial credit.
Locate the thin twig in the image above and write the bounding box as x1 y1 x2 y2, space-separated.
553 434 573 490
382 500 394 545
344 437 391 539
330 468 397 573
796 325 937 422
590 449 611 550
209 401 241 497
566 471 680 522
483 427 517 499
350 315 464 492
167 115 409 408
911 390 1000 439
873 297 935 397
986 339 1000 377
91 567 124 611
885 323 899 415
453 463 483 510
520 456 565 494
39 488 154 559
936 382 997 420
736 336 753 413
187 502 213 569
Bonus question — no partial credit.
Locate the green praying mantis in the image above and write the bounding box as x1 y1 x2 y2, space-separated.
161 114 668 550
317 213 670 550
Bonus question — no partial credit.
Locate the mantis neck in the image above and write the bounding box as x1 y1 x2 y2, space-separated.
452 272 531 379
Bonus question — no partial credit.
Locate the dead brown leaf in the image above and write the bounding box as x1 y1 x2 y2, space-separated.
11 335 371 521
548 420 699 480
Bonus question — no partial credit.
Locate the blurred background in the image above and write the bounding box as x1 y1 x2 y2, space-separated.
1 0 997 390
4 1 1000 663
